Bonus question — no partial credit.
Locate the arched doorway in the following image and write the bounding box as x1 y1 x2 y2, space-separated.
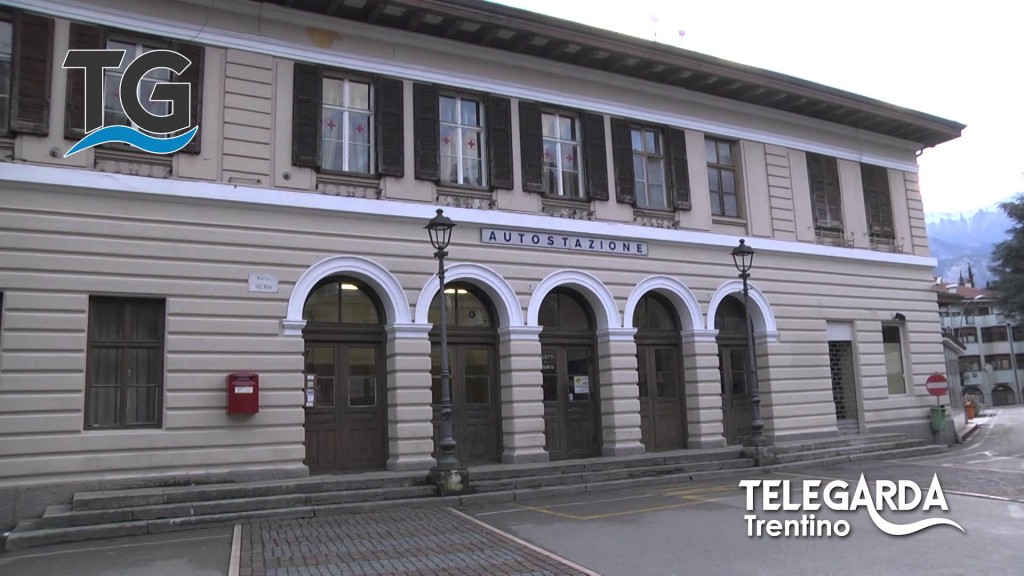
539 289 600 459
992 385 1015 406
716 295 753 445
634 292 687 450
428 283 501 464
302 277 387 472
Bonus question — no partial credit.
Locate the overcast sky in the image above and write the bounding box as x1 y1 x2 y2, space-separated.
493 0 1023 214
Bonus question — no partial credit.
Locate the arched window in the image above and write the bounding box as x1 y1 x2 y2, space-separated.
303 278 381 325
428 284 494 328
634 292 679 332
539 290 592 331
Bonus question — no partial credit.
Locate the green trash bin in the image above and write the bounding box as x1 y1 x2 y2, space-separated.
930 406 947 433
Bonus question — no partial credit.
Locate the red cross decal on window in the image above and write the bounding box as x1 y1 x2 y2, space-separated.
355 123 364 134
326 119 336 130
466 139 476 149
543 149 551 159
442 136 450 145
565 153 574 162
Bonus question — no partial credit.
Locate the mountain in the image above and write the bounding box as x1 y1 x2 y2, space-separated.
925 201 1015 287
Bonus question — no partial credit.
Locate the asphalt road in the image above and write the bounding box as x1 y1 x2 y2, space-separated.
466 407 1024 576
4 407 1024 576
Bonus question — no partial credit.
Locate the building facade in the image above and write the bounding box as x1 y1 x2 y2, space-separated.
938 285 1024 406
0 0 964 527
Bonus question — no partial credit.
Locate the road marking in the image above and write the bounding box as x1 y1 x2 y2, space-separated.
0 533 231 562
228 524 241 576
512 494 735 521
473 493 657 516
448 508 603 576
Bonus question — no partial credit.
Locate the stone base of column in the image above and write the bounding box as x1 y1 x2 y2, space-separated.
501 443 549 463
387 454 436 472
429 467 471 496
686 434 728 449
601 441 645 457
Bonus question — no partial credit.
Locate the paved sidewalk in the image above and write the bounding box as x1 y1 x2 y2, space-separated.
239 507 594 576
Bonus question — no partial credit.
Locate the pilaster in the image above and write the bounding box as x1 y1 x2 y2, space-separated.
498 326 549 463
384 323 436 471
596 327 645 456
682 329 727 448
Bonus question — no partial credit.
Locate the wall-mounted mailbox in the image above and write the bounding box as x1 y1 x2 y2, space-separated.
227 372 259 414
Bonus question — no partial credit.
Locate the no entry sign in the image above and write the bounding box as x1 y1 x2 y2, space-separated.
925 373 948 397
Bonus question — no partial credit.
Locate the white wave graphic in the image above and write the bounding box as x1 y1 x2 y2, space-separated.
864 503 966 536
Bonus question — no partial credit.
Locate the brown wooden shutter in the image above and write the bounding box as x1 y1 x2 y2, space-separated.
807 153 842 229
862 164 894 237
518 100 543 193
609 117 635 205
171 40 203 154
291 62 322 168
487 95 513 190
65 23 105 139
581 112 608 201
666 127 690 210
824 159 843 229
412 82 439 181
375 77 404 177
11 12 54 135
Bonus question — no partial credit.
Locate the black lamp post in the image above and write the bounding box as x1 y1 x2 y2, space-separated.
425 209 460 472
732 239 765 447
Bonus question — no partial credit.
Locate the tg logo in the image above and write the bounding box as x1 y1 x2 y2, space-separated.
62 49 199 157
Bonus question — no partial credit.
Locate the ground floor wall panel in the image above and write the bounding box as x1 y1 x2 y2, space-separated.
0 183 947 524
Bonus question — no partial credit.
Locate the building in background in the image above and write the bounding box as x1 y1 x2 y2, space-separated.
937 281 1024 406
0 0 964 529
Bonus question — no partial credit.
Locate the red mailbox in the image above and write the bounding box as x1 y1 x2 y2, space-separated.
227 372 259 414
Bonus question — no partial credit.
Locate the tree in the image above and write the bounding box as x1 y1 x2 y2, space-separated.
990 193 1024 321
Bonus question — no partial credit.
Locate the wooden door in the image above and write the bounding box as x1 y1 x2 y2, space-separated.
542 345 599 460
638 345 685 450
431 344 500 464
304 342 386 472
720 346 752 445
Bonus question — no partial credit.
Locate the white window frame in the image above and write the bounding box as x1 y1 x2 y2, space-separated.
103 38 171 137
541 110 584 198
320 75 374 174
631 126 667 210
439 93 486 187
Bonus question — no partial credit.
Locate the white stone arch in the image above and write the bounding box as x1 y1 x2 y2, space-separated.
282 255 410 335
526 270 621 330
623 276 704 333
706 279 778 342
413 262 524 328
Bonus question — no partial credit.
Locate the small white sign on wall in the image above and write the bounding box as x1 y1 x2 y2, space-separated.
248 273 279 293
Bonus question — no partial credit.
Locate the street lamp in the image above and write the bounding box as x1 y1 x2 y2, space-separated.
731 239 765 447
425 209 462 477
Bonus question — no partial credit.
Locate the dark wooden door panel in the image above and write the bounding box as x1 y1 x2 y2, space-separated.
543 403 563 458
304 342 387 472
430 344 500 464
542 345 598 460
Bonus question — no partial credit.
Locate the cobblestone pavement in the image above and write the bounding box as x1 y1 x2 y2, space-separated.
239 507 590 576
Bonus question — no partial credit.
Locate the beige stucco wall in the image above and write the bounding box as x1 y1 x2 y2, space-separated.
0 180 944 487
11 1 925 256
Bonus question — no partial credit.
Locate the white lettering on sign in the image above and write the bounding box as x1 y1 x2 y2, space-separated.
481 228 648 257
248 273 279 293
234 386 254 394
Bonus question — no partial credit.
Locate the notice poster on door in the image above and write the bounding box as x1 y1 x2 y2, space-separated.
573 375 590 395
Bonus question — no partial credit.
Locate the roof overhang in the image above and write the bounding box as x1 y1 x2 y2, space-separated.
259 0 965 148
